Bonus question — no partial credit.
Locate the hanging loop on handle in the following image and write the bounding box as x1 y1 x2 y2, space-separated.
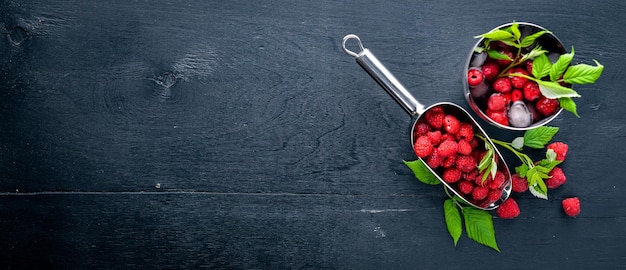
342 34 426 116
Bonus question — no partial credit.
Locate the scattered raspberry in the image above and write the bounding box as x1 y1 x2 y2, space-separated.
456 155 476 173
472 186 489 201
482 62 500 81
535 96 560 116
511 174 528 193
486 109 509 126
456 123 474 141
509 68 529 89
457 180 474 194
546 167 566 189
496 197 520 219
424 107 445 129
437 140 458 158
425 149 442 168
523 81 541 102
511 89 523 102
457 140 473 156
442 167 462 183
487 93 508 111
467 67 484 87
492 77 512 93
562 197 580 217
426 131 442 145
413 136 434 158
443 115 461 134
547 142 569 161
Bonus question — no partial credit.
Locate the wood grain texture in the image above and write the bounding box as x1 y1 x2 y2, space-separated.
1 0 626 269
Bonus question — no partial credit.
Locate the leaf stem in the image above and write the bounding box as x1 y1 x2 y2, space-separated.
477 135 535 169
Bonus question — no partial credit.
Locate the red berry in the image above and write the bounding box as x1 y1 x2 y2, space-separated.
535 96 560 116
424 106 445 129
487 189 502 203
464 170 479 182
482 62 500 81
426 131 442 145
487 93 508 111
426 149 442 168
415 122 431 135
437 140 458 158
442 154 457 168
546 167 566 189
456 155 476 172
511 174 528 193
487 109 508 126
496 197 520 219
526 60 533 75
509 68 529 89
456 123 474 141
496 49 514 66
467 67 484 87
413 136 434 158
457 180 474 194
457 140 473 156
547 142 569 162
488 171 506 189
523 81 541 102
511 89 523 102
562 197 580 217
442 167 462 183
492 77 512 93
443 115 461 134
472 186 489 201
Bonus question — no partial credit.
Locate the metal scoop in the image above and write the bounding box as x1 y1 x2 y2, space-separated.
342 34 511 210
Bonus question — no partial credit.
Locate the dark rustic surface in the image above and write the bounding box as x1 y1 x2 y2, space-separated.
1 0 625 269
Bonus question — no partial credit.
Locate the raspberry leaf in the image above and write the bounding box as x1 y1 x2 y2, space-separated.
531 53 552 79
443 199 462 246
523 126 559 149
558 97 579 117
512 137 524 150
475 29 515 41
519 30 550 48
537 80 581 98
487 49 513 61
529 185 548 200
563 60 604 84
462 207 500 252
403 160 441 185
550 47 574 81
519 46 548 62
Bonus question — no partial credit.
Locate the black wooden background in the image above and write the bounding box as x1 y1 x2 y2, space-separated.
2 0 625 269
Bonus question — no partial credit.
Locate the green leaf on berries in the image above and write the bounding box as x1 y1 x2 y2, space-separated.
403 160 441 185
563 60 604 84
559 97 579 117
550 47 574 81
519 30 550 48
443 199 462 246
487 49 513 61
519 46 548 62
536 80 581 98
516 164 529 178
475 29 515 41
477 142 497 182
523 126 559 149
462 207 500 252
531 53 552 79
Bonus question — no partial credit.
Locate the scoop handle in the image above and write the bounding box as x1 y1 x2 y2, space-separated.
342 34 426 116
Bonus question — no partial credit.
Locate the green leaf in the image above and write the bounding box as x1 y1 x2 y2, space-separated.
462 207 500 252
531 53 552 79
558 97 579 117
487 49 513 61
520 46 548 62
537 80 581 99
523 126 559 149
519 30 550 48
550 47 574 81
510 23 521 41
515 164 529 177
511 137 525 150
444 199 462 246
529 184 548 200
475 29 515 41
563 60 604 84
403 160 441 185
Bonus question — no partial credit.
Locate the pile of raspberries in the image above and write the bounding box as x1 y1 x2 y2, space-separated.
412 105 508 208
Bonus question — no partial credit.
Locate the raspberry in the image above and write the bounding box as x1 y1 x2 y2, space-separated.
413 136 433 158
535 96 560 116
487 189 502 203
511 89 523 102
482 62 500 81
443 115 461 134
456 123 474 141
472 186 489 201
467 67 484 87
492 77 512 93
488 171 506 189
546 167 566 189
424 107 445 129
437 140 458 158
526 60 533 74
487 93 508 111
457 140 473 156
425 149 442 168
456 155 476 172
496 197 520 219
426 131 442 145
415 122 431 135
496 49 514 66
464 170 479 182
511 174 528 193
457 180 474 194
509 68 529 89
442 154 457 168
442 167 462 183
562 197 580 217
486 109 509 126
523 81 541 101
547 142 569 162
